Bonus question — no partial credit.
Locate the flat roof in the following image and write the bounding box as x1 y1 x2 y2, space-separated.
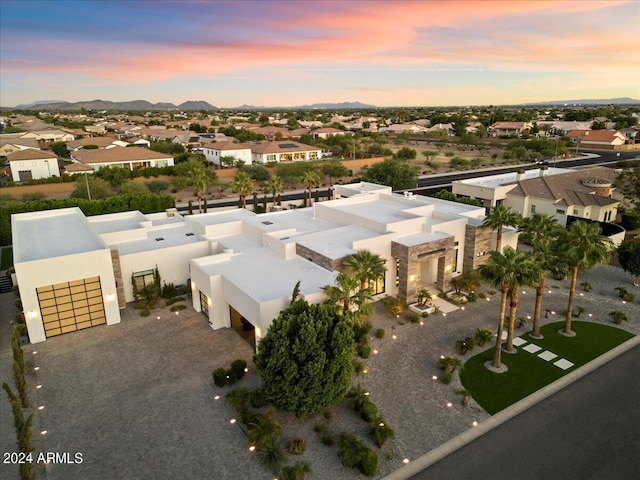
455 167 571 189
196 237 337 303
396 231 451 247
87 211 148 234
12 208 107 263
296 224 382 260
115 225 203 255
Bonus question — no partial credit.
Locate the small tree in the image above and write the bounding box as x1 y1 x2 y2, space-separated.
254 287 355 418
617 237 640 286
609 311 628 325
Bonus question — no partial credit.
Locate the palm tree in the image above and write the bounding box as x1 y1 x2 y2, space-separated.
478 247 531 369
301 170 320 207
187 164 216 214
518 213 560 246
556 221 612 335
323 272 359 313
504 253 540 352
343 250 387 292
482 204 521 252
232 171 254 209
263 175 284 208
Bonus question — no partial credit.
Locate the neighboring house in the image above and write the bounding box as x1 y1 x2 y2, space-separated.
504 166 620 229
534 121 591 136
310 127 353 139
172 132 202 148
202 141 253 166
566 130 627 147
61 162 95 176
66 137 122 151
489 122 532 137
249 126 291 140
12 181 515 345
19 129 75 143
85 125 107 135
427 123 455 136
380 124 427 134
0 135 40 156
452 167 573 208
250 141 322 164
7 149 60 182
71 146 174 171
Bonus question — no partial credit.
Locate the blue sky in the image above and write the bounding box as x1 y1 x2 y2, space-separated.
1 0 638 107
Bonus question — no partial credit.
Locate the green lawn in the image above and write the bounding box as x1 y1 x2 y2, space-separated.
0 246 12 270
460 322 634 415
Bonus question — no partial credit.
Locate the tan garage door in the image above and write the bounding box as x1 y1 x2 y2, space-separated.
37 276 106 338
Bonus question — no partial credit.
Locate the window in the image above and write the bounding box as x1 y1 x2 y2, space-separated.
266 154 276 161
132 269 155 292
573 209 578 215
556 209 565 215
452 249 459 272
530 205 536 214
368 276 385 296
395 258 400 288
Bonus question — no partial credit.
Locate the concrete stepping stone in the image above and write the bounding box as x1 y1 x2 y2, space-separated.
538 350 557 361
554 358 574 370
512 337 527 347
523 343 542 353
501 331 507 340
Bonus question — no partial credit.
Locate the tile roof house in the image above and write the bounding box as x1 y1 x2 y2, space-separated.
489 122 533 137
19 129 75 143
566 130 627 147
7 149 60 182
505 166 621 231
250 141 322 164
310 127 353 139
0 134 40 156
71 146 174 171
66 136 123 151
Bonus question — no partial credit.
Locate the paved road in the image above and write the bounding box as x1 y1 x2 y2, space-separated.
412 344 640 480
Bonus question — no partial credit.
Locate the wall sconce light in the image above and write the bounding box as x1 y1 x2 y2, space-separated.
107 294 115 302
409 274 415 282
446 264 452 271
207 298 212 306
28 311 37 319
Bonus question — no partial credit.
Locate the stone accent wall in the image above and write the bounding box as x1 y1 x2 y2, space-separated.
392 236 455 302
463 224 492 273
296 244 339 271
110 248 126 309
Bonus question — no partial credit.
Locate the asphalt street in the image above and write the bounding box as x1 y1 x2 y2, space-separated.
412 344 640 480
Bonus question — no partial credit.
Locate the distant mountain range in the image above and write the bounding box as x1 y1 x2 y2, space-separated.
11 99 218 111
7 99 376 111
523 97 639 106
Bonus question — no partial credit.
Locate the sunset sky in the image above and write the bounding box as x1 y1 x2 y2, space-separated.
1 0 639 108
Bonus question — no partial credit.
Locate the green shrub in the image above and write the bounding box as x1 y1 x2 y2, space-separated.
313 423 325 434
455 388 472 406
161 282 177 299
213 368 227 387
231 359 247 379
226 368 238 385
281 461 312 480
580 281 592 292
609 310 628 325
440 371 453 384
624 293 634 302
372 421 395 447
140 309 150 317
353 322 372 343
256 437 286 473
361 401 379 423
170 303 186 312
225 387 249 415
437 356 462 374
359 344 372 359
134 301 147 310
614 286 628 298
321 433 335 446
474 328 493 347
250 388 269 408
455 336 475 355
286 438 307 455
375 328 385 339
323 409 332 420
516 317 527 329
406 312 420 323
346 384 369 412
359 448 378 477
248 412 282 448
353 359 366 375
338 434 366 469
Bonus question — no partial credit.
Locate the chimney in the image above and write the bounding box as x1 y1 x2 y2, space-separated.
516 169 526 182
540 166 549 177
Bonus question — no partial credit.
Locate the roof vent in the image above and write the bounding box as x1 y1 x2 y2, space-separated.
155 237 164 242
262 221 274 225
185 232 194 237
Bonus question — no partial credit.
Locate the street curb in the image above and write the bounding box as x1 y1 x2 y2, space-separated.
381 334 640 480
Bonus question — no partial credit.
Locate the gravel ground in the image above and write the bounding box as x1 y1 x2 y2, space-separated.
1 264 637 480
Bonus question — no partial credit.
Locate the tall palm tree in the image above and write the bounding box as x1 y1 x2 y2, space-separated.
187 164 216 214
232 171 254 209
556 221 613 335
518 213 560 246
482 204 521 252
301 170 321 207
323 272 359 313
478 247 531 369
504 253 540 352
343 250 387 292
263 175 284 208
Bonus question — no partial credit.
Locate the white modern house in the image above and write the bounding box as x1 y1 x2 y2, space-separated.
12 182 517 346
7 149 60 182
250 141 322 164
202 141 253 166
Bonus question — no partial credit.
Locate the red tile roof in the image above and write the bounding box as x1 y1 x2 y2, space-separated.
7 149 57 161
72 146 173 164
